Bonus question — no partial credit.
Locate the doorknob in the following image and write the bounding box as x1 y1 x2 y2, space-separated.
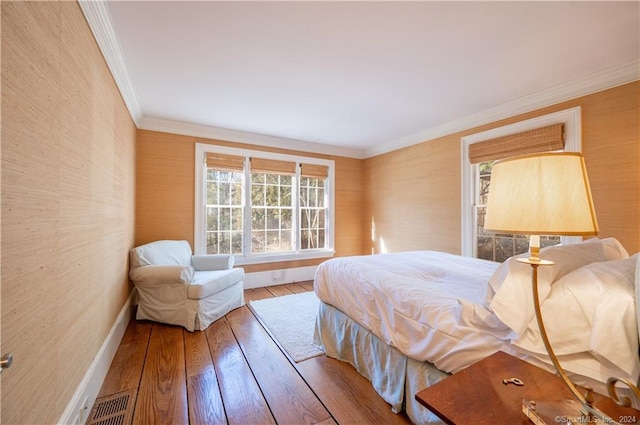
0 353 13 373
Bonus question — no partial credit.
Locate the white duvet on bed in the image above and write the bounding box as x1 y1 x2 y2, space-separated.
314 250 512 373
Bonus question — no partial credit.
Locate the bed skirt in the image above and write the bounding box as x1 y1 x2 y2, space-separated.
314 300 449 424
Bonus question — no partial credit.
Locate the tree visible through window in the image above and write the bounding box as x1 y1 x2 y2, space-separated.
206 170 243 255
300 176 325 249
197 145 334 261
251 172 293 253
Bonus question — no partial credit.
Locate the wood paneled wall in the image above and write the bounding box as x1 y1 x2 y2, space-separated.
136 130 364 273
364 82 640 255
1 2 136 424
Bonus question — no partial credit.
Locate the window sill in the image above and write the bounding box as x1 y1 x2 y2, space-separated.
234 249 335 266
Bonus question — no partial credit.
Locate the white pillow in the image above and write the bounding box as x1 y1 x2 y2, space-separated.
489 238 627 334
513 254 639 382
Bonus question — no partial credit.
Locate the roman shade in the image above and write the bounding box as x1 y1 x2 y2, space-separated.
250 158 297 175
206 152 244 172
300 163 329 179
468 123 564 164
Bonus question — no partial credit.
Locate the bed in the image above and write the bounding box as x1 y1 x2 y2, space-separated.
313 237 639 424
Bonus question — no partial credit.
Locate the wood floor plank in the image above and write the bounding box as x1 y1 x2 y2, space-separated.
184 330 226 425
298 281 314 292
281 282 307 294
184 329 214 377
187 370 227 425
205 317 276 425
243 287 274 302
98 318 152 397
132 324 188 425
227 307 331 425
265 284 295 297
296 355 413 425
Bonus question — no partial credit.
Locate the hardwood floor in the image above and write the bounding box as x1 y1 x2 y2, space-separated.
91 282 412 425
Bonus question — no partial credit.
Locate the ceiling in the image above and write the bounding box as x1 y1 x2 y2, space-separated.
84 1 640 158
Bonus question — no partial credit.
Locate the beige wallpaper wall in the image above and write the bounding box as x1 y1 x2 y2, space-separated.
1 2 136 423
136 130 364 273
1 3 637 424
364 82 640 255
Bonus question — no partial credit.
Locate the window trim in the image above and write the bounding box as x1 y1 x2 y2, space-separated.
460 107 582 258
195 143 335 264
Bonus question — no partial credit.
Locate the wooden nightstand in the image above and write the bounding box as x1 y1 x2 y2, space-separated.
415 351 640 425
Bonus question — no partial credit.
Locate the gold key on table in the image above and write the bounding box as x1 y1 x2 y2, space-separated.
502 378 524 386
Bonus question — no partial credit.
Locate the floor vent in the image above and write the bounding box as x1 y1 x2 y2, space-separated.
86 390 136 425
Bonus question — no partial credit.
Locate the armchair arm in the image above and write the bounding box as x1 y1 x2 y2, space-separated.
129 265 194 286
191 254 234 271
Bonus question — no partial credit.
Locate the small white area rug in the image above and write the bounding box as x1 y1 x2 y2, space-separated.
249 291 325 363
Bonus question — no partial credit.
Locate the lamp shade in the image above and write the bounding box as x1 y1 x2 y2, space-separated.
484 152 599 236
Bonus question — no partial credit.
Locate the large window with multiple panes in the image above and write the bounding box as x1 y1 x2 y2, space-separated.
195 144 335 264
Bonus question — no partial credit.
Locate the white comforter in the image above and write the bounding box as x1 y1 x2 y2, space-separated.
314 251 512 373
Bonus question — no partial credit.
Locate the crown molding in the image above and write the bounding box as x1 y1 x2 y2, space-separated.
79 0 142 126
139 117 366 159
80 1 637 160
365 60 640 158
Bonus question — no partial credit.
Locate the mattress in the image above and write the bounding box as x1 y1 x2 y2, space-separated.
314 250 512 373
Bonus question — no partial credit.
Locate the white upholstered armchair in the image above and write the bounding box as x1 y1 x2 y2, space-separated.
129 240 245 331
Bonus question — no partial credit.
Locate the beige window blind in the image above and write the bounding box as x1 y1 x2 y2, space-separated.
250 157 297 175
205 152 244 172
300 163 329 179
468 123 564 164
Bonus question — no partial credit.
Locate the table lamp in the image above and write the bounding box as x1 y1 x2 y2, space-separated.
484 152 639 424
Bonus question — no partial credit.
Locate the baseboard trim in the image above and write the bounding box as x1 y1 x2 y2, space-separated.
243 265 317 289
58 289 136 425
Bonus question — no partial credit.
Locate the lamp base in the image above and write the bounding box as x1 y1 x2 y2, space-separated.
523 399 608 425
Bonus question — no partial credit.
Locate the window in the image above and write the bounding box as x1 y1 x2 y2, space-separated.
195 144 335 264
206 168 243 254
461 107 582 259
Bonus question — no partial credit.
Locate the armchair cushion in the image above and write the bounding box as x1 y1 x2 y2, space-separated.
192 254 234 271
130 240 192 268
188 268 245 299
129 265 194 286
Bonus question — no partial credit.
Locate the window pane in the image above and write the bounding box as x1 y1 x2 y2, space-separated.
231 231 243 254
207 182 219 205
252 208 266 229
207 207 219 231
494 237 515 263
281 230 292 250
281 209 292 230
219 183 231 204
251 184 264 206
266 230 281 251
220 208 231 230
206 232 218 255
266 174 278 185
252 230 265 252
317 187 325 207
267 208 280 229
280 185 291 206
